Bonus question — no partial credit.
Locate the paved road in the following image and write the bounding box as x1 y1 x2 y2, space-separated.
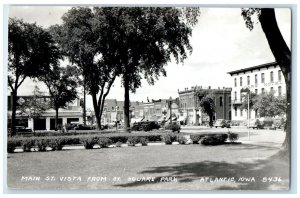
181 126 286 145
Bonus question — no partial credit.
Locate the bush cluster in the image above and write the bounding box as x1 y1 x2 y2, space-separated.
163 133 179 145
178 136 188 145
227 132 239 143
7 132 238 153
164 122 181 132
7 133 162 153
127 137 149 146
200 134 228 145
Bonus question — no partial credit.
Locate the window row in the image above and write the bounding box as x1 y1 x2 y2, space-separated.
234 70 282 87
234 86 282 100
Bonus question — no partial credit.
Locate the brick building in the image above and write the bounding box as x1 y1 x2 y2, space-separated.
178 86 232 125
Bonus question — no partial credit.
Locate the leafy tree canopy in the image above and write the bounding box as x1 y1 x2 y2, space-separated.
39 65 79 109
8 18 60 91
252 91 287 118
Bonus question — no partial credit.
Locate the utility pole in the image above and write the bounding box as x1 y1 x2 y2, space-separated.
83 79 86 125
169 97 172 124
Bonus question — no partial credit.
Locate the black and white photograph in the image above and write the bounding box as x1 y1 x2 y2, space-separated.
3 1 296 193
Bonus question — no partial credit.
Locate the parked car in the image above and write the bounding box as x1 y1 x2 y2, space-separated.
16 126 32 132
73 124 94 130
248 119 264 129
214 119 227 128
225 120 231 128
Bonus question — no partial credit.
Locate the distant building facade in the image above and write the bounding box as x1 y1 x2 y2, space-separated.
8 95 84 130
178 86 232 125
132 99 179 123
228 62 286 123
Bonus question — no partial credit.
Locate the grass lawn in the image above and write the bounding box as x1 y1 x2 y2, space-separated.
7 135 289 191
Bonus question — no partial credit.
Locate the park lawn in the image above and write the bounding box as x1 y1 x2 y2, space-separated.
7 140 289 191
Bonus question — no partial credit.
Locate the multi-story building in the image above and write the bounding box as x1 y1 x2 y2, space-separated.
178 86 232 125
228 62 286 123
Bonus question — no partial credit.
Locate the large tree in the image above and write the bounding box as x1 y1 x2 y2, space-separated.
96 7 199 131
39 65 79 131
197 91 216 126
241 8 291 153
8 18 60 136
50 7 122 130
252 92 287 118
240 91 258 116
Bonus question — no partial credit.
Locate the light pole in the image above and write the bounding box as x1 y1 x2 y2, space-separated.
241 88 250 140
169 97 172 124
115 106 119 132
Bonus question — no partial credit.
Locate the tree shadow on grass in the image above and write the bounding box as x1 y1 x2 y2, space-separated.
114 145 289 190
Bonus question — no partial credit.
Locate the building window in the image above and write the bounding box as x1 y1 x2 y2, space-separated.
261 88 265 94
261 73 265 83
112 107 114 111
219 96 223 106
240 77 243 86
278 86 282 96
270 87 274 94
270 71 274 82
234 91 237 100
234 78 237 87
278 70 282 82
255 89 258 95
235 107 237 116
247 76 250 85
255 74 258 86
229 96 231 105
240 109 243 116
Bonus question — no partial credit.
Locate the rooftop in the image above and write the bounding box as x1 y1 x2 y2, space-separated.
227 62 277 76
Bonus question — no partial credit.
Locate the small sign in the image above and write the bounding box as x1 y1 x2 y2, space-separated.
17 97 25 105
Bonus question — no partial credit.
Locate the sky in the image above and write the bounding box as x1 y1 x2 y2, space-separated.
7 6 291 109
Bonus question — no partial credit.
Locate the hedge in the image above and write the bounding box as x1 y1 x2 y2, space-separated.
7 132 238 153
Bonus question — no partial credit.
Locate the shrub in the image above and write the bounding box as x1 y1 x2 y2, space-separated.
127 137 140 146
165 122 181 132
139 137 148 146
190 135 203 144
35 139 49 152
80 136 98 149
7 138 18 153
200 134 228 145
228 132 239 143
48 138 65 151
21 139 35 152
97 137 113 148
115 141 122 147
178 136 188 145
163 133 178 145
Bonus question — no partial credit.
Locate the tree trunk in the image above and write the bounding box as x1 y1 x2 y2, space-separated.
124 74 130 132
91 93 101 130
259 8 291 154
10 91 17 136
55 107 59 131
209 114 213 127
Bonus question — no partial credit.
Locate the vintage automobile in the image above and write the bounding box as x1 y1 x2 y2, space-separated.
73 124 94 130
15 126 33 133
7 126 33 135
225 120 231 128
248 119 265 129
214 119 228 128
